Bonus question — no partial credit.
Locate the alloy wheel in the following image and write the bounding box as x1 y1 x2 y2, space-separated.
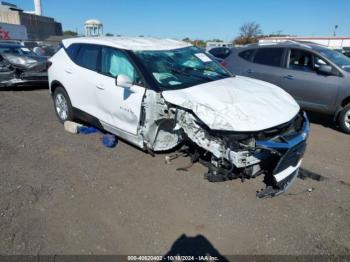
55 93 68 121
345 110 350 129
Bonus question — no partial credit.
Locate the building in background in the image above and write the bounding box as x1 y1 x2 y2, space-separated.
85 19 103 37
206 41 234 51
259 36 350 50
0 22 27 40
0 1 62 41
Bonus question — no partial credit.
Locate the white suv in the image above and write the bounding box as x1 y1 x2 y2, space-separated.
49 37 310 197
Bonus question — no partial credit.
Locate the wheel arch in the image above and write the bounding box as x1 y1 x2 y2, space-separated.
50 80 65 96
341 96 350 108
334 96 350 121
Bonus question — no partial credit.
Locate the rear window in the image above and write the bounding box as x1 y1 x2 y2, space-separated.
253 48 284 67
75 44 101 71
239 49 254 61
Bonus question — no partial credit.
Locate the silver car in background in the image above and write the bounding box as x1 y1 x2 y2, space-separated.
223 41 350 134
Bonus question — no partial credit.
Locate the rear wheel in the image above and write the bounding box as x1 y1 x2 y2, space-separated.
338 104 350 134
53 86 74 123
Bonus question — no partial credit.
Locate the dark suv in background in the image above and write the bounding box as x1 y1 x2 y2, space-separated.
223 41 350 134
207 47 231 62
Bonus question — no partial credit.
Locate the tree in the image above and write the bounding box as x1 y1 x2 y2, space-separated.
182 37 191 43
192 40 206 48
105 33 114 37
209 39 223 42
234 22 262 45
63 30 78 36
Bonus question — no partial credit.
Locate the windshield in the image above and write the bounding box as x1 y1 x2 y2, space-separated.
316 47 350 73
134 46 232 90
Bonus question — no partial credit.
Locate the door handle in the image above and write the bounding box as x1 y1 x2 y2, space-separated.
65 68 72 74
283 75 294 80
96 84 104 90
247 69 254 74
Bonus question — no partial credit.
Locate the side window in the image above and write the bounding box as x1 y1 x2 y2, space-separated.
288 49 313 72
253 48 283 67
101 47 142 85
75 44 101 71
288 49 335 74
239 49 254 61
314 55 328 69
208 48 221 58
209 48 231 59
66 43 81 61
314 55 339 75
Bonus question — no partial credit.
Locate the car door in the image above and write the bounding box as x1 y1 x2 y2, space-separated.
93 46 146 135
66 44 102 116
280 48 340 111
246 47 286 87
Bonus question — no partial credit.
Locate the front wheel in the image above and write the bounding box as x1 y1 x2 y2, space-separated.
53 86 74 123
338 104 350 134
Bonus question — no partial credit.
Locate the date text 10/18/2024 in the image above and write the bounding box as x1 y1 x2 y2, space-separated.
127 255 220 261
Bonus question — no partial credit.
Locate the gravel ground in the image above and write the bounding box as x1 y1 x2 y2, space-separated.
0 88 349 256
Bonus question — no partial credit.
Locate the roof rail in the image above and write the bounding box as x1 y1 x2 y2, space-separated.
258 39 313 49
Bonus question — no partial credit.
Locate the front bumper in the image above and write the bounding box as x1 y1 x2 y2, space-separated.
0 72 48 87
256 112 310 197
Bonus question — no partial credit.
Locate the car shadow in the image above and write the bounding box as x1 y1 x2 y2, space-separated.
305 110 339 131
163 234 229 261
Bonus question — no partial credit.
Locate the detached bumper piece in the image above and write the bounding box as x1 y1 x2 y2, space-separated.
256 113 309 198
256 142 306 198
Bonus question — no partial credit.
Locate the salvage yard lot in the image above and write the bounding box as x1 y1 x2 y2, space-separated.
0 88 350 255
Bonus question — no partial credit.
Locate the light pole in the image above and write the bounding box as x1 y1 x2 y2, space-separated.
333 25 339 37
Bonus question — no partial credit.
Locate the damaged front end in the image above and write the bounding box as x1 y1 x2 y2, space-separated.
139 88 309 198
173 108 309 198
0 53 48 88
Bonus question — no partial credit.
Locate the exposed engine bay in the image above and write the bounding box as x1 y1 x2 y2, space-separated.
0 53 48 88
139 90 309 198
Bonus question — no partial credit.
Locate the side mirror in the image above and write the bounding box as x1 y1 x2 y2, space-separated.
116 74 133 89
318 64 333 75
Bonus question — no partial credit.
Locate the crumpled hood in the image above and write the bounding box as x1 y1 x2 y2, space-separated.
162 76 300 132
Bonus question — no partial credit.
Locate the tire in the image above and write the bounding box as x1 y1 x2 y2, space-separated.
53 86 74 123
338 103 350 134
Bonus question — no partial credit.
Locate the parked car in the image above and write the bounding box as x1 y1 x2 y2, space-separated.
207 46 231 63
39 45 57 57
206 42 234 51
223 41 350 134
342 47 350 58
22 40 39 50
32 45 56 58
0 40 22 45
0 43 48 88
0 43 36 56
48 37 309 197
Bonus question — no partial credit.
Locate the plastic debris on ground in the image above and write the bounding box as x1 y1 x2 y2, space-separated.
64 121 118 148
102 134 118 148
78 126 99 134
64 121 82 134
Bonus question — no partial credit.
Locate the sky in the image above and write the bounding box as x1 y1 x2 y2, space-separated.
10 0 350 41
